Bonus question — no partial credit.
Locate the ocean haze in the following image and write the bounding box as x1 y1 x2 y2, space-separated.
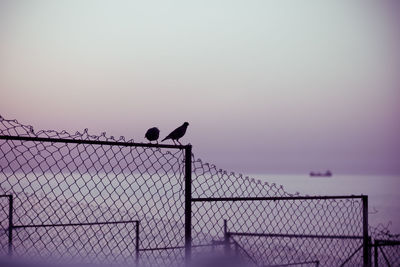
1 1 400 174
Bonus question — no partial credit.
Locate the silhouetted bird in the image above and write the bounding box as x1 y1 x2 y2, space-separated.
161 122 189 144
145 127 160 142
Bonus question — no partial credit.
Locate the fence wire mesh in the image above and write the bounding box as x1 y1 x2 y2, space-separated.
0 115 399 266
0 195 11 256
191 197 364 266
371 239 400 267
14 221 138 265
0 116 186 265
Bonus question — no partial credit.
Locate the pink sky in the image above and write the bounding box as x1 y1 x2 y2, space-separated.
1 1 399 174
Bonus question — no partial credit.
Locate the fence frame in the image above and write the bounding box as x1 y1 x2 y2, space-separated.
1 135 374 265
192 195 370 266
372 239 400 266
0 135 192 264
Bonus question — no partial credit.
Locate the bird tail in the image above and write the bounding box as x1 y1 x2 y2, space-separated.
161 137 168 142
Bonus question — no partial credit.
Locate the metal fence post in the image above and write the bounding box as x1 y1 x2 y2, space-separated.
224 219 230 254
8 195 13 257
374 240 378 267
367 236 372 267
184 145 192 264
136 221 140 266
362 196 370 267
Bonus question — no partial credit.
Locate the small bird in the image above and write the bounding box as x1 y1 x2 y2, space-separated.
145 127 160 142
161 122 189 145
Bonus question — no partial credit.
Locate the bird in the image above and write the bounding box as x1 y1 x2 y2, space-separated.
161 122 189 145
145 127 160 142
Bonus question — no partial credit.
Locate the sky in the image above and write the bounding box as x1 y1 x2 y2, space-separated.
1 1 399 174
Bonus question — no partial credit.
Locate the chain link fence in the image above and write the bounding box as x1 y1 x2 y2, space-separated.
0 116 187 266
0 116 399 266
191 196 366 266
0 195 12 257
372 240 400 266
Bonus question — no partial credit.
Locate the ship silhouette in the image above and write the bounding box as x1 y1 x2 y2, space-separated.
309 170 332 177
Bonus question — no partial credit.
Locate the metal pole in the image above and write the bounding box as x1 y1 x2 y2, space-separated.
184 145 192 264
374 240 378 267
224 219 230 254
136 221 140 266
0 135 186 150
362 196 370 267
8 195 13 257
368 236 372 267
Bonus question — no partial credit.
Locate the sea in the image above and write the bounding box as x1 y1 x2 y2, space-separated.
252 173 400 233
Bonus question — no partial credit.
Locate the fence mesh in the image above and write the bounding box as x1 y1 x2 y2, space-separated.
370 226 400 267
0 115 399 266
373 240 400 267
13 222 138 265
191 198 364 266
0 116 186 265
0 195 10 256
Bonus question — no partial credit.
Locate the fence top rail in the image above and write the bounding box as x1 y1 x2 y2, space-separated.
0 194 12 198
192 195 366 202
228 231 364 240
374 239 400 245
138 242 232 252
0 135 190 150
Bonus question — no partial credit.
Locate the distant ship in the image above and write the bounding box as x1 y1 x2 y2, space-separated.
309 170 332 177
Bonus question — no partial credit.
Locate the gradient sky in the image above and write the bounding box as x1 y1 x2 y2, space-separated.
1 1 399 174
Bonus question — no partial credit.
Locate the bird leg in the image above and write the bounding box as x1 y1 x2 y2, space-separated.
177 139 182 145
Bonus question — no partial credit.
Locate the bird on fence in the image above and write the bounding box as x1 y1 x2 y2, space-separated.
161 122 189 145
145 127 160 143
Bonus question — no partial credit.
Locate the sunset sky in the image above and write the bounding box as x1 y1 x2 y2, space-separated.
1 1 399 174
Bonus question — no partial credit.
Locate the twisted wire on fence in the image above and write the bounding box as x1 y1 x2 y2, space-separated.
368 224 400 267
191 152 368 265
0 115 399 266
